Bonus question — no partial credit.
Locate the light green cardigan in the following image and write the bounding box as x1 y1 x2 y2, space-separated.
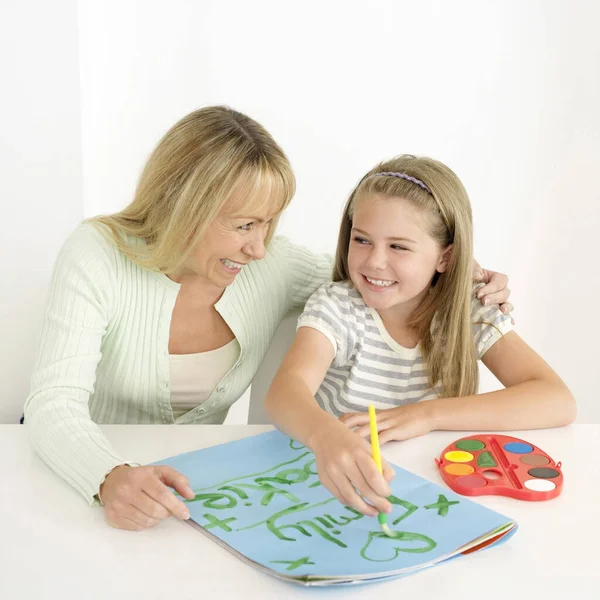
24 223 332 504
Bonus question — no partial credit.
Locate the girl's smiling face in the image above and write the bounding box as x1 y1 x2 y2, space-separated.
347 193 452 322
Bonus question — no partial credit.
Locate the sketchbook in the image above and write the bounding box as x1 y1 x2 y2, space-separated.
152 430 517 586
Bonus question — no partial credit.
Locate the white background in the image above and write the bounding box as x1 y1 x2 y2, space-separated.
2 0 599 424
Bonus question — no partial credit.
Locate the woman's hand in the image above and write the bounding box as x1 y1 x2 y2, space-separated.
473 261 514 322
340 403 435 445
309 424 395 517
99 465 195 531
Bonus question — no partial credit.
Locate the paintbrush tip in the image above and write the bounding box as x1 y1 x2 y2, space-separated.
380 522 400 539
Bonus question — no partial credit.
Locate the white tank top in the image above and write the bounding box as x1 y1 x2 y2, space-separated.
169 338 240 419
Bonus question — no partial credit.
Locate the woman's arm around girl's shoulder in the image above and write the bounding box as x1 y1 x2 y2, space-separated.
268 236 334 308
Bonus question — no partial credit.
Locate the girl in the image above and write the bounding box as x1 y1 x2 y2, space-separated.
264 154 575 519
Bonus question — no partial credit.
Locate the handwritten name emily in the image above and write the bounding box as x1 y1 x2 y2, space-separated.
185 439 459 561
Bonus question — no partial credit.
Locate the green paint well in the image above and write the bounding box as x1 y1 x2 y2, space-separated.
456 439 485 451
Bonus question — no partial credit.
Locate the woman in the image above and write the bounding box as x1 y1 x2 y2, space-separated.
24 106 512 531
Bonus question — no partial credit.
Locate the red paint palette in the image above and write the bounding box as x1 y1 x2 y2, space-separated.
435 435 563 501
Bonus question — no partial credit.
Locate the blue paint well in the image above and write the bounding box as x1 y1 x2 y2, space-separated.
503 442 533 454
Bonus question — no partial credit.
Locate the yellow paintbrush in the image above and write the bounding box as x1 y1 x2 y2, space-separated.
368 404 399 538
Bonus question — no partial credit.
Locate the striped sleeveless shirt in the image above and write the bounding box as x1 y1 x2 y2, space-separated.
297 281 513 416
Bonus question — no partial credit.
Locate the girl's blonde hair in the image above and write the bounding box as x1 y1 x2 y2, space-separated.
90 106 295 273
333 155 477 398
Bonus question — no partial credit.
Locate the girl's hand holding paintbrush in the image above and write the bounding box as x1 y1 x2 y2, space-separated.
309 421 396 517
263 328 396 517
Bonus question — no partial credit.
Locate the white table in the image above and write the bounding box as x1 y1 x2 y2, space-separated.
1 424 599 599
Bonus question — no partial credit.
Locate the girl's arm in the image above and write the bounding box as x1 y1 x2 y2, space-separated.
425 330 576 432
342 331 575 445
264 327 394 516
264 327 336 446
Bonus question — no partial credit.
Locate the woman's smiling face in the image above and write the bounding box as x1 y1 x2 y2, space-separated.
173 184 278 289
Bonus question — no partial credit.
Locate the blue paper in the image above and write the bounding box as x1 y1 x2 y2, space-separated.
153 430 517 584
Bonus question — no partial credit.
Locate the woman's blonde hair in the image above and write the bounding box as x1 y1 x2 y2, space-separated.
90 106 295 273
333 155 477 398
